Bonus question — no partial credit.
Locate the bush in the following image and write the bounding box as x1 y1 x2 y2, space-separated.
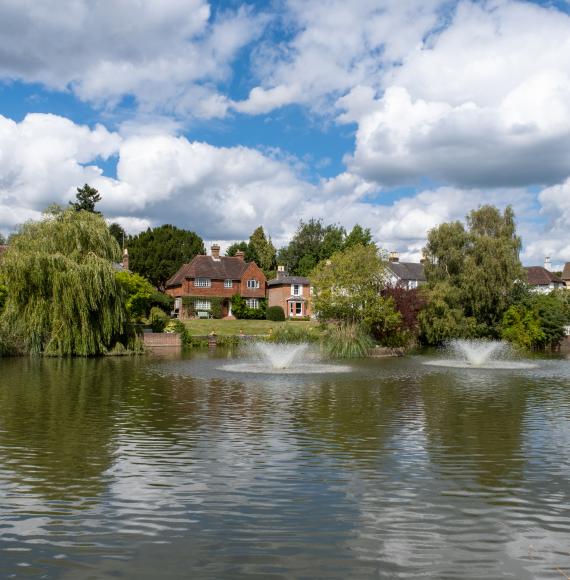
269 324 319 343
149 307 169 332
164 318 191 346
322 322 374 359
231 294 267 320
266 305 285 321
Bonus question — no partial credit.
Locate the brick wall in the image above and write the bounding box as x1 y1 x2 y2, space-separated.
143 333 182 347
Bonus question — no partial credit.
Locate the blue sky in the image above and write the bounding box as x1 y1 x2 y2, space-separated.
0 0 569 265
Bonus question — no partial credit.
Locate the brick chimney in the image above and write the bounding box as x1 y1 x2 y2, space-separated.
277 265 287 279
211 243 221 261
544 256 551 271
122 248 129 271
235 250 245 261
389 251 400 263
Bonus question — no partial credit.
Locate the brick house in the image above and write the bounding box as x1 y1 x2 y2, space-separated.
385 252 426 289
267 266 312 318
165 245 266 318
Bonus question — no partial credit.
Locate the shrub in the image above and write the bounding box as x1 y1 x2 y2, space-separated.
149 307 169 332
231 294 267 320
269 324 319 343
266 305 285 321
164 318 191 346
322 322 374 359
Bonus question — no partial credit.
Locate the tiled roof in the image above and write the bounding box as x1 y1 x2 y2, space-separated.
562 262 570 281
386 262 426 282
268 276 310 287
166 255 250 287
524 266 564 285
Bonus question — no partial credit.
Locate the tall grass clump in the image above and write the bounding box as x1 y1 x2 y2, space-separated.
268 324 319 343
322 322 374 359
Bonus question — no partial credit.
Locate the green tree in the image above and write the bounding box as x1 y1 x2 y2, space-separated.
127 225 205 290
0 233 5 245
249 226 277 275
310 244 401 342
115 270 169 320
0 209 127 355
343 224 374 249
69 183 101 213
421 205 523 342
278 219 347 276
226 241 250 258
109 222 126 248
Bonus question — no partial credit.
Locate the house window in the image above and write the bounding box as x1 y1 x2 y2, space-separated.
245 298 259 309
194 278 211 288
224 279 233 288
289 302 303 316
174 298 181 310
247 279 260 289
195 299 211 311
292 284 301 296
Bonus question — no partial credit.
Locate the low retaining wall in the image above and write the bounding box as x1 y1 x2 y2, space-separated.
143 333 182 347
368 346 405 358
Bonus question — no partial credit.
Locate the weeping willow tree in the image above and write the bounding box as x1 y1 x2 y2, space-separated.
0 208 128 356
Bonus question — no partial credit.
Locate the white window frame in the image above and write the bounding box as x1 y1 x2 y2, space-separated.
194 278 211 288
289 301 303 316
291 283 301 296
224 279 233 288
247 279 260 289
195 299 211 311
245 298 259 309
174 298 181 310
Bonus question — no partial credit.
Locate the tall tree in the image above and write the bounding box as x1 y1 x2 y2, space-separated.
249 226 277 275
343 224 374 249
420 205 523 342
226 240 258 263
278 219 346 276
0 208 126 355
310 244 401 341
109 223 126 248
128 225 205 290
70 184 102 213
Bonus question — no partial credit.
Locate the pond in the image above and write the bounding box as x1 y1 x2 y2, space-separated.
0 348 569 579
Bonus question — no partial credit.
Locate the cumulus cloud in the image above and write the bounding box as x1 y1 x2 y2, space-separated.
0 0 265 118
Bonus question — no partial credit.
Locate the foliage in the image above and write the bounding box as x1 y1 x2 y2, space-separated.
249 226 277 275
164 319 192 346
268 324 320 343
108 222 126 248
310 244 401 344
0 233 5 244
0 284 7 313
231 294 267 319
501 304 544 350
0 209 127 355
128 225 205 290
421 205 523 343
116 271 157 320
277 220 375 276
343 224 374 249
226 241 253 260
321 322 374 359
382 287 426 334
418 282 479 345
69 183 101 213
266 305 286 321
181 296 223 319
149 307 169 332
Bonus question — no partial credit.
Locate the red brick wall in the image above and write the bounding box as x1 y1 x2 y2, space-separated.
239 262 267 298
267 283 311 317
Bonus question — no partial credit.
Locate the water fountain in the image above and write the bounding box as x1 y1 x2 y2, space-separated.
424 339 537 369
221 342 352 374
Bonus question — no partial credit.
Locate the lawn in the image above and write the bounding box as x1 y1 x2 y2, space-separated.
183 318 318 336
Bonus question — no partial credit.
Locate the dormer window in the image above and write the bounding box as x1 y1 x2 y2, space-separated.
194 278 211 288
247 279 260 289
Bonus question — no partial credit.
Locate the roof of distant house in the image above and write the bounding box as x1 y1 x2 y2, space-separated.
562 262 570 281
268 275 310 287
524 266 564 285
166 255 251 287
386 261 426 282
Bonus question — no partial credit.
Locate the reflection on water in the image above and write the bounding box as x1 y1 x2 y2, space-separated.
0 352 569 579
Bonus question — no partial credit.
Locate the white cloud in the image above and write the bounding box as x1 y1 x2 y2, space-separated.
0 0 264 118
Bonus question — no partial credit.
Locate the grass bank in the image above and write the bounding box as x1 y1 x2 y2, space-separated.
183 319 318 336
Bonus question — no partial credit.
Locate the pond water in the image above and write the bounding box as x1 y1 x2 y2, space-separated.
0 349 569 579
